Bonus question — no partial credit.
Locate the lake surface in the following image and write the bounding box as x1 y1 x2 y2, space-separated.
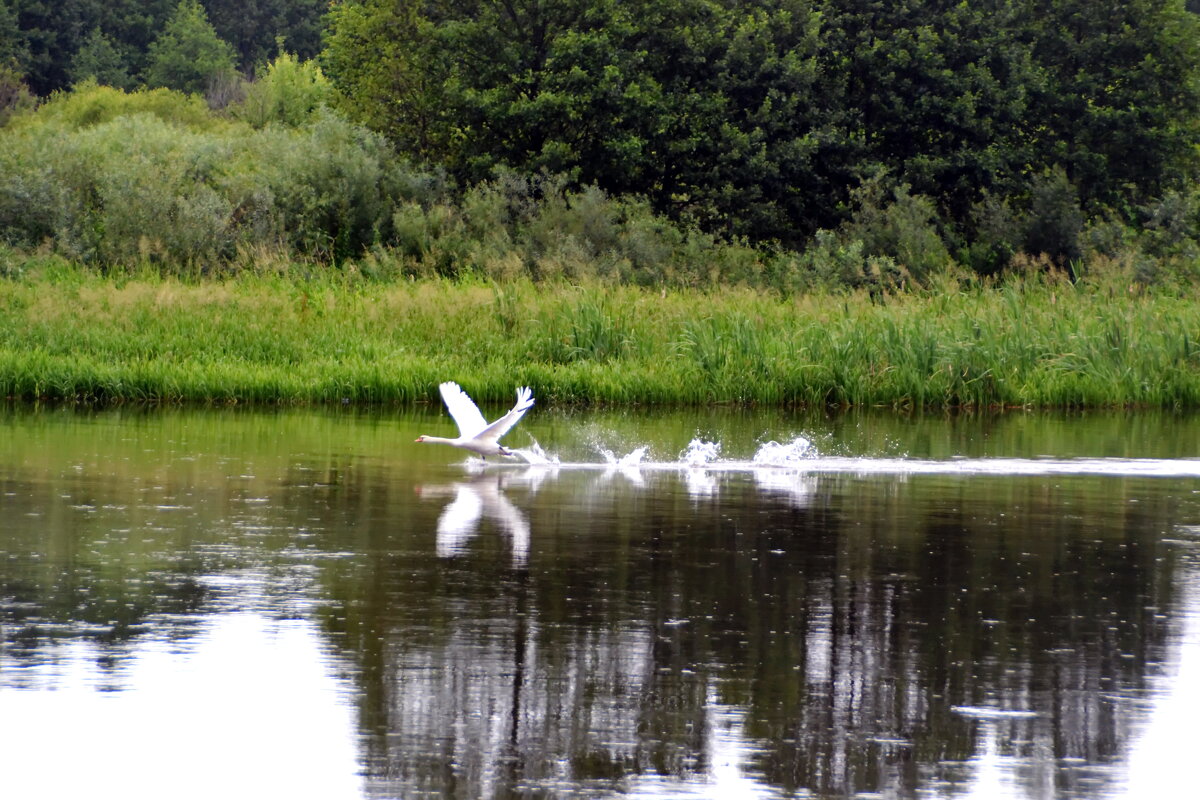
1 405 1199 799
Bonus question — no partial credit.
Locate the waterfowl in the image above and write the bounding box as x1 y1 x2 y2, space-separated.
415 381 534 459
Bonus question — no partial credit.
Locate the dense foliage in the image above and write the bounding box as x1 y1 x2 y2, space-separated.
1 1 1200 285
323 0 1200 255
2 0 324 94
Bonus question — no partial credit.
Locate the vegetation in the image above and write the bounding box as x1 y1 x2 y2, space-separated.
142 0 236 97
0 260 1196 409
1 3 1200 409
322 0 1200 253
2 2 1198 269
3 0 324 95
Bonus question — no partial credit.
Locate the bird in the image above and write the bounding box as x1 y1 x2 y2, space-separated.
415 381 535 459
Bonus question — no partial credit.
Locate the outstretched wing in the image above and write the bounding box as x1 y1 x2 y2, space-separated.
476 386 535 445
439 381 489 438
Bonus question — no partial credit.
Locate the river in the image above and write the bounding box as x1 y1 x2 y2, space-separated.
1 405 1198 799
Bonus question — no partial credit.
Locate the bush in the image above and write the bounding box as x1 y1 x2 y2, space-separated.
16 79 218 131
844 176 952 285
233 52 335 128
1022 167 1084 268
0 83 436 268
0 64 37 127
380 172 785 287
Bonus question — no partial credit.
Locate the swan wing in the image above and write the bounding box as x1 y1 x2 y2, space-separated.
439 381 489 439
476 386 535 445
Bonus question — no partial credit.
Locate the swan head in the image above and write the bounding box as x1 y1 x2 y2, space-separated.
415 435 427 443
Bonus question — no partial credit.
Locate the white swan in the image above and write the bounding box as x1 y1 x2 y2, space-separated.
415 381 534 458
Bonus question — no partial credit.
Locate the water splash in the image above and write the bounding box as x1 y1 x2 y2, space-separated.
510 436 559 465
596 443 650 466
752 436 817 467
680 438 721 466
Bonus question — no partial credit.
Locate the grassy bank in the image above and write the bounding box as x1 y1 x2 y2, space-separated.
1 263 1198 409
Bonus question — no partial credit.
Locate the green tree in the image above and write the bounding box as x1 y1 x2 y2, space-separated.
1025 0 1200 214
324 0 850 244
68 28 133 89
0 1 29 71
144 0 237 96
826 0 1042 210
204 0 326 70
322 0 451 160
5 0 90 94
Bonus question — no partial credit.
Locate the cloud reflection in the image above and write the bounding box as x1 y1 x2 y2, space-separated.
0 612 361 800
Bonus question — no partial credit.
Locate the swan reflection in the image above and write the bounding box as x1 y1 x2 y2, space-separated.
419 475 533 568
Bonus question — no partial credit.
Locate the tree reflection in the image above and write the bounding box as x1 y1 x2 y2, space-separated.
328 465 1192 799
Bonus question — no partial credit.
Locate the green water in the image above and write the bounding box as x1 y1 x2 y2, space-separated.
1 405 1199 799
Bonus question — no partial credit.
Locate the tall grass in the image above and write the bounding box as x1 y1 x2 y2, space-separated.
0 263 1197 408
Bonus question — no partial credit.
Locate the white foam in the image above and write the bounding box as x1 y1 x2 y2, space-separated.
680 438 721 466
599 444 649 466
486 433 1200 479
751 436 817 467
510 436 558 465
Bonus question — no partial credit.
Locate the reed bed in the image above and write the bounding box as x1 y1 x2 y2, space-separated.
0 266 1197 408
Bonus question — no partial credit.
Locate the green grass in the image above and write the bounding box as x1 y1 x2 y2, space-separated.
0 263 1198 408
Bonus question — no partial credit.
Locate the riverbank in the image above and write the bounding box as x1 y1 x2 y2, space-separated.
1 262 1197 409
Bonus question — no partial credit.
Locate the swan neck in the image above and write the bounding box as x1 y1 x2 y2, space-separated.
420 435 457 445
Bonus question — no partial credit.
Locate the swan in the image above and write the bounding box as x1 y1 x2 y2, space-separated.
415 381 534 459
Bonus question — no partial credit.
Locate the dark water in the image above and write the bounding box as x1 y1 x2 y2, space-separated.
1 406 1199 799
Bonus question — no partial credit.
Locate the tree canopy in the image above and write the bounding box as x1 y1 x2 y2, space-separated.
321 0 1200 248
143 1 237 95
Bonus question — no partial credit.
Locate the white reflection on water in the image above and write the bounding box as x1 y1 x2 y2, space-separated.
0 611 361 800
933 544 1200 800
422 469 562 567
619 688 789 800
1121 556 1200 799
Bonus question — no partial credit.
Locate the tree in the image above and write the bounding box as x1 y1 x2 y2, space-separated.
0 1 30 72
322 0 452 160
144 0 237 96
1024 0 1200 214
324 0 851 244
324 0 1200 250
234 50 334 127
68 28 132 88
203 0 326 71
5 0 90 94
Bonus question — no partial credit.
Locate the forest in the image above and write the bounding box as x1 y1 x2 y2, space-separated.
0 0 1198 289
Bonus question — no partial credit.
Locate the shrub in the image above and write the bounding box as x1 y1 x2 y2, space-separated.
17 79 218 131
0 84 437 268
1022 167 1084 269
844 176 952 284
0 64 37 127
233 52 335 128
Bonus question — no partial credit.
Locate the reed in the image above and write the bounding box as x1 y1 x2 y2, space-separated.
0 264 1197 408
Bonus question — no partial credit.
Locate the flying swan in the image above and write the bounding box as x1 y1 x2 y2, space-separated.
415 381 535 459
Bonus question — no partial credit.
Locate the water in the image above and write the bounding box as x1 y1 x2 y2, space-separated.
1 405 1199 799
